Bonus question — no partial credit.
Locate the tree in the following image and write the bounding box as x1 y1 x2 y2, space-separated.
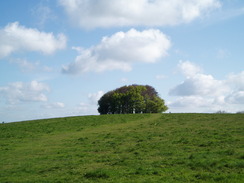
98 85 168 114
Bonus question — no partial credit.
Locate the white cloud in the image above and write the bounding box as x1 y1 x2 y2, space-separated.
177 60 202 77
224 71 244 105
170 61 227 96
0 22 66 58
169 96 212 108
62 28 171 74
225 91 244 104
88 91 104 104
169 74 227 96
169 61 244 112
0 81 49 104
59 0 221 29
226 71 244 91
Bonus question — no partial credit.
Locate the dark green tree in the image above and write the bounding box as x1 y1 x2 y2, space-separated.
98 85 168 114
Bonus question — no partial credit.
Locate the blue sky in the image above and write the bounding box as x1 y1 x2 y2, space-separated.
0 0 243 122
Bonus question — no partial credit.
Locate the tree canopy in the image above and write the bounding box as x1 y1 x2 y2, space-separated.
98 85 168 114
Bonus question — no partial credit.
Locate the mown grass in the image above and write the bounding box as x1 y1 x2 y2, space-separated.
0 113 243 182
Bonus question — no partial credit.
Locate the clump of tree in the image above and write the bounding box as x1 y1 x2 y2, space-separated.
98 85 168 114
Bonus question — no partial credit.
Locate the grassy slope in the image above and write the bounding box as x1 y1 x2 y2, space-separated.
0 113 243 183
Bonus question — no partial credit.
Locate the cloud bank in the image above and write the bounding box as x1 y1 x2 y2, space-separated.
59 0 221 29
169 61 244 112
62 28 171 74
0 22 66 58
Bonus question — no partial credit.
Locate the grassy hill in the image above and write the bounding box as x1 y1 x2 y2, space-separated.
0 113 243 182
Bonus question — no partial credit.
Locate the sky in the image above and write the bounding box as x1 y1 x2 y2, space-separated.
0 0 244 122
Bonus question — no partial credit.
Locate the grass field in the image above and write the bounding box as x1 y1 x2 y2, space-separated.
0 113 243 182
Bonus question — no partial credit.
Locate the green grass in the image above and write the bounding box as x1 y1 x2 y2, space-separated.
0 113 243 182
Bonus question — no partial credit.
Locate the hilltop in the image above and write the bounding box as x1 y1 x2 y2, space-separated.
0 113 243 182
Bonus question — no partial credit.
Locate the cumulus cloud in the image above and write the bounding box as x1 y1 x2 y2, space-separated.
227 71 244 91
169 74 227 96
169 61 244 112
88 91 104 104
225 91 244 104
59 0 221 29
0 81 49 104
0 22 66 58
169 96 212 108
177 60 202 77
225 71 244 104
170 61 228 97
62 28 171 74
